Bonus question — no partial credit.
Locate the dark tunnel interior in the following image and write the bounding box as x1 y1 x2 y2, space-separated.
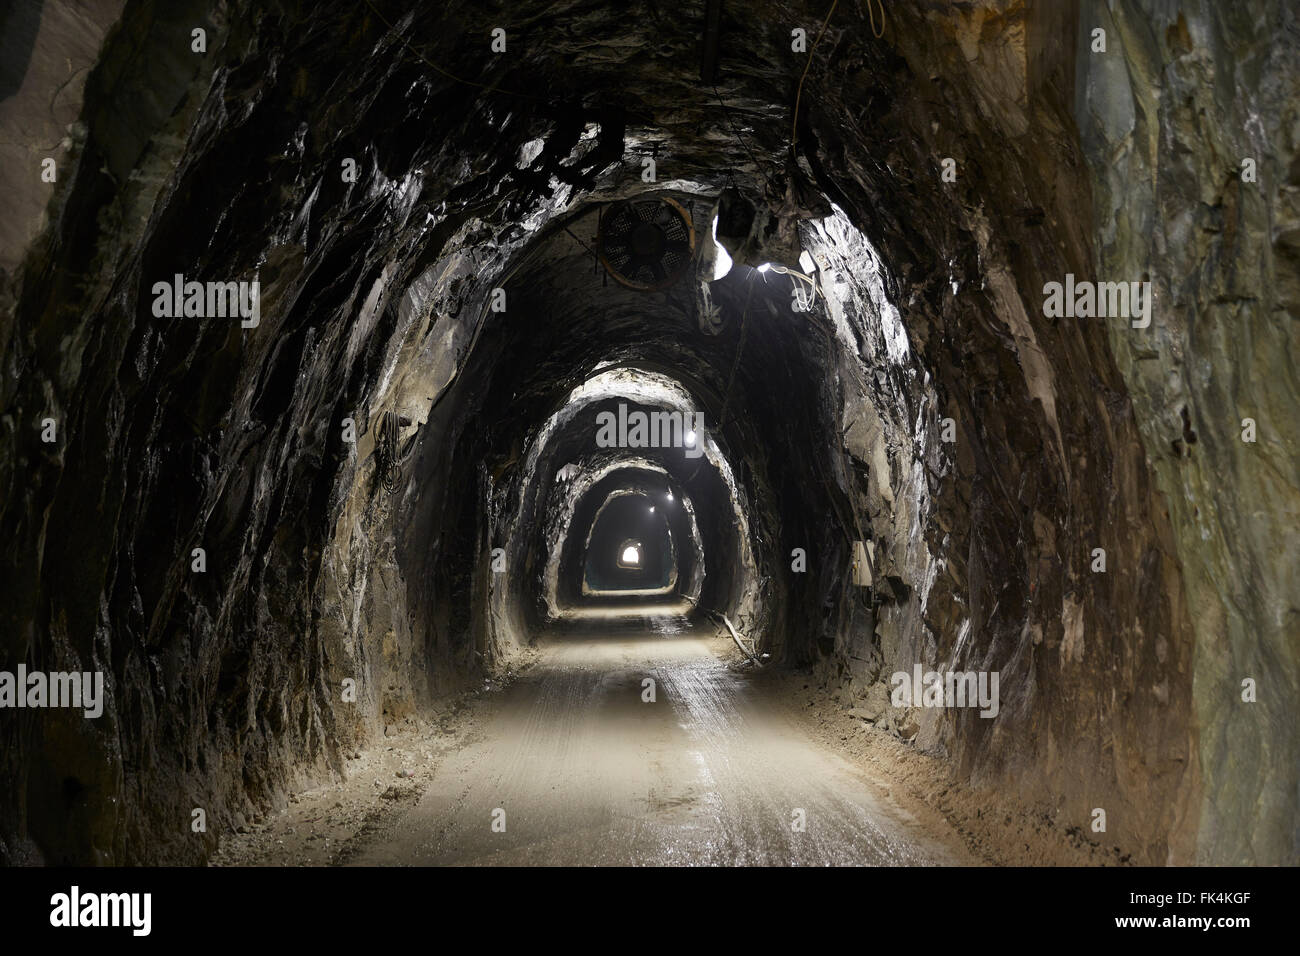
581 492 675 593
0 0 1297 872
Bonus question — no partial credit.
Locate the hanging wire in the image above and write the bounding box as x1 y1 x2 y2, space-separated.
677 280 757 487
712 85 773 194
765 263 820 311
867 0 886 39
718 279 756 432
791 0 841 155
563 225 599 263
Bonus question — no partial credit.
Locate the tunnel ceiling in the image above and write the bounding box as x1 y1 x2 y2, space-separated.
1 0 1297 868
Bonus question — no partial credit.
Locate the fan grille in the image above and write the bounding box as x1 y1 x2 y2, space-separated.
597 198 696 291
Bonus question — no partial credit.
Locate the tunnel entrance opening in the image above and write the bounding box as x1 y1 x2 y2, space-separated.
617 541 641 568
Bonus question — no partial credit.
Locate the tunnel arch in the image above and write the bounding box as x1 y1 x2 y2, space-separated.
545 457 709 617
562 470 706 610
581 491 675 595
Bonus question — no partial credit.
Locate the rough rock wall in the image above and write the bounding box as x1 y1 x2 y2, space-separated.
803 0 1203 863
806 0 1296 865
1077 0 1300 864
0 0 255 865
0 1 592 863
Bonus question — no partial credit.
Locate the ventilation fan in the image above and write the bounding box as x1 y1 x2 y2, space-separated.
597 197 696 291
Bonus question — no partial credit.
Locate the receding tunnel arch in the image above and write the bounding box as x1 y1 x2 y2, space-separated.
546 457 708 617
574 475 704 604
477 360 763 636
582 491 675 595
389 181 872 675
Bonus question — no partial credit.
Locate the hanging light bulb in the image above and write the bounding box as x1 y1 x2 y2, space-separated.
711 214 733 281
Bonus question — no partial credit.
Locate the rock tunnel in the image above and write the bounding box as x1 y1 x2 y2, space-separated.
1 0 1297 869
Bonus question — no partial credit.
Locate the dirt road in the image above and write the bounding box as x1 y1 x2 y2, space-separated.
350 615 973 866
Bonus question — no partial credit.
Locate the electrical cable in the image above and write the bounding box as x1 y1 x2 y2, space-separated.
791 0 841 156
790 0 886 157
712 85 772 194
764 263 820 310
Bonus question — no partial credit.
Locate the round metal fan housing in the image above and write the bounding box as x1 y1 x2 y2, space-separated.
597 197 696 291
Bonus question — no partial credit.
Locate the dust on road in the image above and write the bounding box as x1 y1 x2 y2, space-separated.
350 616 974 866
